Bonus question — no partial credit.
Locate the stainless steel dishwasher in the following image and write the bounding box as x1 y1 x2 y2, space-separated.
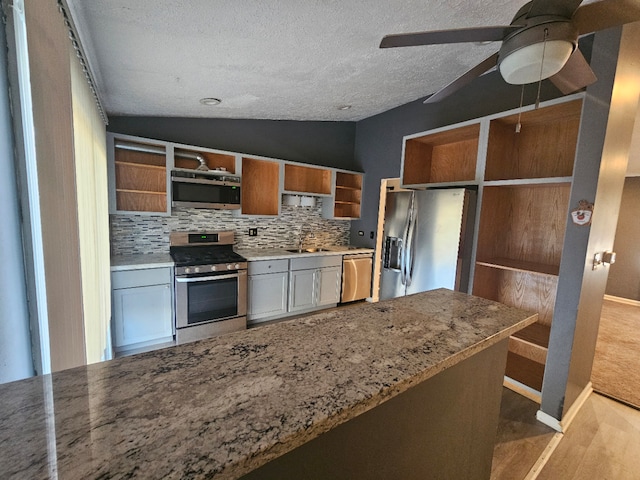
341 253 373 303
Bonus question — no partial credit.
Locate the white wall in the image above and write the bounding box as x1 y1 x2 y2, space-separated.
0 16 33 383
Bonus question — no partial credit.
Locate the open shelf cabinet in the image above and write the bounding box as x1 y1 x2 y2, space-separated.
469 100 582 397
113 140 168 213
402 122 480 186
474 182 571 394
485 100 581 181
284 164 332 195
332 172 362 219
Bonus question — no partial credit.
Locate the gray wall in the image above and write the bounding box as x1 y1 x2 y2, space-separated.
606 177 640 301
107 117 357 171
0 16 33 383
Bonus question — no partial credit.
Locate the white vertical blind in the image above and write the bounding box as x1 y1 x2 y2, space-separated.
70 47 111 363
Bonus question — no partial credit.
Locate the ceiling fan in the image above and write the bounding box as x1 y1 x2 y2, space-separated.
380 0 640 103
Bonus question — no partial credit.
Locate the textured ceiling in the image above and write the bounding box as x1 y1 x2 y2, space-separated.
67 0 607 122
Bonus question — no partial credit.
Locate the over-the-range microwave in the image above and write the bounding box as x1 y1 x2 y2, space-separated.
171 168 241 209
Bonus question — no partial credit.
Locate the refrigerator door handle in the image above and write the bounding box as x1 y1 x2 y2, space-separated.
400 197 412 286
405 193 417 286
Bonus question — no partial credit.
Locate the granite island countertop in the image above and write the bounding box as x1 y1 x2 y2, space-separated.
0 289 536 479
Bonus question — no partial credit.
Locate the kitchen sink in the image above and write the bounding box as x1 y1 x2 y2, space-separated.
286 248 330 253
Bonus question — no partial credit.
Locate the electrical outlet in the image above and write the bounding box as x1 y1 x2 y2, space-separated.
358 231 364 236
370 231 374 239
249 228 258 237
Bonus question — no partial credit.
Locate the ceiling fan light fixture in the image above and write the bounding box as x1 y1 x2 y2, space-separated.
499 39 574 85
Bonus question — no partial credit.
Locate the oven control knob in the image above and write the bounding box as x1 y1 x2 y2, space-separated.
210 265 216 271
185 267 191 274
227 264 232 270
195 267 200 273
235 263 240 269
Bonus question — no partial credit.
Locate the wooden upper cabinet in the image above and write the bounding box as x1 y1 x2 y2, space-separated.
485 100 581 181
402 123 480 186
111 138 169 214
284 164 332 195
240 157 280 216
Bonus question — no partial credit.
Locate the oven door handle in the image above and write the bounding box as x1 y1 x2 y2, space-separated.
176 273 241 283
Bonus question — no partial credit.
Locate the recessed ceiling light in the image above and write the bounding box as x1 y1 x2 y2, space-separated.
337 105 352 111
200 97 222 106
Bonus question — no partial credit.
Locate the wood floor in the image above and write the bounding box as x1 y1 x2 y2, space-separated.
537 393 640 479
491 390 640 480
491 388 555 479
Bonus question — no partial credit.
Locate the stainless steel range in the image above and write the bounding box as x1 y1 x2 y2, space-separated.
170 231 247 344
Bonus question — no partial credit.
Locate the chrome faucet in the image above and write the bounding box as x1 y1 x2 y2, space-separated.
298 224 314 250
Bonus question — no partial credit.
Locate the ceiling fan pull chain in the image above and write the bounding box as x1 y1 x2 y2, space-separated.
535 28 549 110
516 84 525 133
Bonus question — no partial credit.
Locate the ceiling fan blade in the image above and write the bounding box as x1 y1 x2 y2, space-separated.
380 26 521 48
526 0 583 18
424 52 499 104
549 47 597 94
573 0 640 35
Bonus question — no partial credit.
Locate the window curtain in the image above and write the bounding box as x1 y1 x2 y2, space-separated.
69 47 111 363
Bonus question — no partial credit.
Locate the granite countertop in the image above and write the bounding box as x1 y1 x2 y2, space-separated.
110 253 174 271
237 245 374 261
0 289 536 479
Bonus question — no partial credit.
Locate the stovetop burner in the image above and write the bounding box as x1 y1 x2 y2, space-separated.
169 231 246 275
170 245 246 267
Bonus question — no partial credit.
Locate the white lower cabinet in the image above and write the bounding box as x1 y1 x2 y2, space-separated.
317 265 342 306
111 267 173 353
248 255 343 322
289 255 342 313
247 259 289 324
289 269 317 312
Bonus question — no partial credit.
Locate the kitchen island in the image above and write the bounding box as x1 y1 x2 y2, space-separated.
0 289 536 479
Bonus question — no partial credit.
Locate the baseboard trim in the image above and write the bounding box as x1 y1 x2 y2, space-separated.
535 382 593 433
603 294 640 307
560 381 593 431
524 432 564 479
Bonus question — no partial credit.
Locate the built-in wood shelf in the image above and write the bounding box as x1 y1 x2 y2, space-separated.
114 143 168 213
402 122 479 186
485 100 581 181
473 264 558 326
475 258 560 277
284 164 332 195
332 172 362 218
505 351 545 393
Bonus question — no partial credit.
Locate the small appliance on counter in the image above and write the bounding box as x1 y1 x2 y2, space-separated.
170 231 247 344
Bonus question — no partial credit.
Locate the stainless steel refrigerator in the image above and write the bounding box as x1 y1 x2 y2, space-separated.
380 187 476 300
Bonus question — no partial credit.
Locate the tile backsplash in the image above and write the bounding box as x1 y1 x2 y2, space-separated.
110 205 350 256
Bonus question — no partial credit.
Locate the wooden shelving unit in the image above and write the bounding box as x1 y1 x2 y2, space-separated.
402 123 480 186
470 100 582 397
241 157 280 216
333 172 362 219
485 100 581 181
113 142 167 213
284 164 332 195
